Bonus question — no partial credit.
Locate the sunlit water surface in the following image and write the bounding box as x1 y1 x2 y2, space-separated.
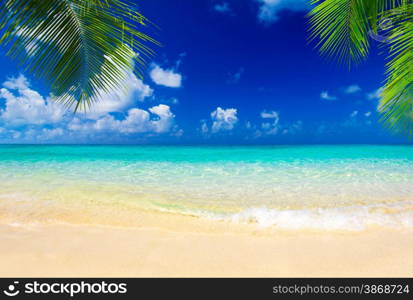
1 145 413 230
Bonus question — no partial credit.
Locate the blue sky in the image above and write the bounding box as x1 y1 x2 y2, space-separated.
0 0 407 144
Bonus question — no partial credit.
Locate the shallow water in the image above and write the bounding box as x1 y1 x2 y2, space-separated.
1 145 413 230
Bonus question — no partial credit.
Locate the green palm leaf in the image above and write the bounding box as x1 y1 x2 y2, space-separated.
0 0 159 111
308 0 406 65
308 0 375 66
309 0 413 135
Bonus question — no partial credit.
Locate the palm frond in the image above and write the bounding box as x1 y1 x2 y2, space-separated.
309 0 413 135
380 3 413 134
0 0 159 111
308 0 402 67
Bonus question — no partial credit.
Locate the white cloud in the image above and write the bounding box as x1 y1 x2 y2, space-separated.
247 111 302 138
0 75 66 126
148 104 176 133
260 110 280 135
3 74 30 90
210 107 238 133
38 128 65 140
260 110 279 119
69 104 176 135
0 75 179 142
367 87 384 100
70 49 154 119
344 84 361 94
150 64 182 88
320 91 337 101
214 2 231 13
256 0 309 24
341 109 374 130
82 72 153 119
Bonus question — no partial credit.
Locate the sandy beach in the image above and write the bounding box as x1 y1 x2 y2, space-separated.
1 209 413 277
1 146 413 277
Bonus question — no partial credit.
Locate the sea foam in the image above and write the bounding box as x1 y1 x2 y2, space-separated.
215 203 413 230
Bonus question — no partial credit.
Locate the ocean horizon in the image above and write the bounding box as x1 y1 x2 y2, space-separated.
1 144 412 231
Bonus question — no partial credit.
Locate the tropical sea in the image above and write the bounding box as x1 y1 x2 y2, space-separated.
1 145 413 231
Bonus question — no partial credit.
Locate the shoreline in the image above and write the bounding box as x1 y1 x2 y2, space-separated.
1 209 413 277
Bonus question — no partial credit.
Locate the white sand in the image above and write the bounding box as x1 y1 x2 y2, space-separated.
1 209 412 277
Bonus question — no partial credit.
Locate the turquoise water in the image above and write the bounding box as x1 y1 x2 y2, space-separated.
1 145 413 230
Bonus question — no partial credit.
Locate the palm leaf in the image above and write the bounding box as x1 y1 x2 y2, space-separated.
308 0 373 66
379 3 413 134
309 0 413 135
308 0 403 67
0 0 159 111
